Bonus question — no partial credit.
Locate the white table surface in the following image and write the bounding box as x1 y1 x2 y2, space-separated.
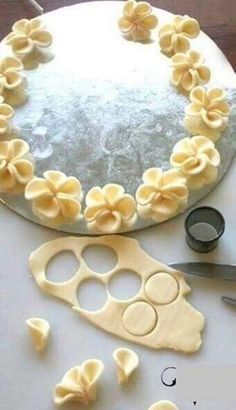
1 158 236 410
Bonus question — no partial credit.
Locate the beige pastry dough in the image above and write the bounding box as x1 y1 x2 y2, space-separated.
171 50 211 92
185 86 230 141
159 15 200 55
5 18 53 57
113 348 139 385
25 170 83 224
84 183 137 233
0 56 24 98
0 139 34 192
0 102 14 136
29 236 205 353
118 0 158 42
170 136 220 190
54 360 104 406
26 317 50 351
136 168 188 222
149 400 179 410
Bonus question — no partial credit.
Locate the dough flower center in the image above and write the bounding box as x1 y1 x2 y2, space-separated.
0 56 23 96
136 167 188 221
170 135 220 190
118 0 158 41
159 15 200 55
0 139 34 191
185 86 230 141
171 50 211 92
84 183 137 233
5 18 53 57
25 170 83 222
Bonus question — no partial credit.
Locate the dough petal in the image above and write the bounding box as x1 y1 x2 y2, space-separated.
26 317 50 351
113 347 139 385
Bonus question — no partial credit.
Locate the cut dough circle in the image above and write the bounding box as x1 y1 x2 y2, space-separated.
113 347 139 385
145 272 179 305
122 301 157 336
26 317 50 351
148 400 179 410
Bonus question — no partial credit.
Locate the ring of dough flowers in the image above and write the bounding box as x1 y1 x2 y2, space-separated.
29 235 205 353
0 1 232 234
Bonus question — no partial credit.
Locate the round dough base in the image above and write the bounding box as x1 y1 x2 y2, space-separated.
1 1 236 234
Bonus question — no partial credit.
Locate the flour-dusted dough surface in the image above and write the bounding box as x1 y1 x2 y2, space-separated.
0 1 236 234
29 235 205 353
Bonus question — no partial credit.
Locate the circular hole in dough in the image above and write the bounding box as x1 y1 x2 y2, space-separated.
148 400 179 410
82 245 117 274
122 301 157 336
77 278 107 312
108 270 141 300
46 251 79 283
145 272 179 305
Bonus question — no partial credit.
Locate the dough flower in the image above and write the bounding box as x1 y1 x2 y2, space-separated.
136 168 188 222
113 348 139 385
159 15 200 55
0 139 34 192
26 317 50 351
171 50 210 92
170 136 220 190
5 18 53 57
118 0 158 42
54 360 104 406
149 400 179 410
185 86 230 141
84 183 137 233
25 170 83 223
0 102 14 136
0 56 23 97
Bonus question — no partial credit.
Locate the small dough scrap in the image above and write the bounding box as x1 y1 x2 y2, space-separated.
26 317 50 351
54 360 104 406
113 347 139 385
149 400 179 410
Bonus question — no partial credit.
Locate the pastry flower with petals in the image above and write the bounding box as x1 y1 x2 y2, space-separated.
0 102 14 136
159 15 200 55
171 50 211 92
54 360 104 406
5 18 53 57
84 183 137 233
118 0 158 42
185 86 230 141
0 139 34 192
25 170 83 223
0 56 23 97
136 168 188 222
170 136 220 190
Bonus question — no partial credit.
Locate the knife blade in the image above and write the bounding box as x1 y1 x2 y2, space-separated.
169 262 236 281
221 296 236 307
